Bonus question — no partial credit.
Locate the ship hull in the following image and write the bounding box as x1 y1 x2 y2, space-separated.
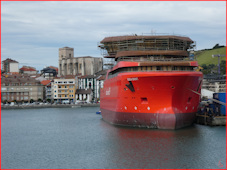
100 71 203 130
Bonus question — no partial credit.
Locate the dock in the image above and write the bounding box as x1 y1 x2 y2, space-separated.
196 113 226 126
1 103 100 110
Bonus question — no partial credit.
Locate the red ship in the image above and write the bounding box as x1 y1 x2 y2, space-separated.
98 35 203 129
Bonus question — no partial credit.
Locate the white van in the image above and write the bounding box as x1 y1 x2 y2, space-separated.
62 100 70 104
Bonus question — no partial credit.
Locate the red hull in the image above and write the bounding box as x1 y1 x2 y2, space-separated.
100 71 203 129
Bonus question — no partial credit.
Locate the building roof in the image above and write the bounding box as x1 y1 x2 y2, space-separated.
95 69 107 76
20 66 36 72
100 35 193 43
1 76 41 85
58 75 76 79
78 75 98 79
49 66 58 72
2 58 19 63
41 80 51 86
75 89 92 94
97 75 106 80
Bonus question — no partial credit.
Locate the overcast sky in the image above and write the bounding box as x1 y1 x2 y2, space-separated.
1 1 226 71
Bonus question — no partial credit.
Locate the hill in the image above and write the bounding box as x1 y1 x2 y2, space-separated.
195 47 226 65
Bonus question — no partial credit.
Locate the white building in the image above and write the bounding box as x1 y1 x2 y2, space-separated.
2 58 19 73
75 89 93 103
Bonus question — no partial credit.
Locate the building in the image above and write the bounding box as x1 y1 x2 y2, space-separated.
19 66 37 75
77 70 107 102
41 67 57 80
41 80 52 102
51 77 76 103
75 89 93 103
77 75 98 101
2 58 19 73
202 74 226 93
58 47 103 76
1 75 44 103
96 75 105 101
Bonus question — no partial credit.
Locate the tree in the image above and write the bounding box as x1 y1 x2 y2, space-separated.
213 44 220 49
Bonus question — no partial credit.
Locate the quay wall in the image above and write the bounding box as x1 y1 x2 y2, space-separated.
1 103 100 110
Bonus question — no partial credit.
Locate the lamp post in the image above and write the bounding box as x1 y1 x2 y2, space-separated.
212 54 226 74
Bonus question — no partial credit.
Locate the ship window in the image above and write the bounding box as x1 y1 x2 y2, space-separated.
157 66 162 70
173 66 178 70
142 66 147 71
133 67 137 71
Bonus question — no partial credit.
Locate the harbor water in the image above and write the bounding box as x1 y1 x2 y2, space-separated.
1 107 226 169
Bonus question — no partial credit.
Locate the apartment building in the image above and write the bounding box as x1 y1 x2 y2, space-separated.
1 75 44 103
77 70 106 102
52 77 76 103
2 58 19 73
41 80 52 101
58 47 103 76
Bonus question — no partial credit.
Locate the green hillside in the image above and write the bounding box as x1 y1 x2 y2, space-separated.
195 47 226 65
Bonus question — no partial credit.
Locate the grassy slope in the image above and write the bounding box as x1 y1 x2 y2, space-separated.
195 47 226 65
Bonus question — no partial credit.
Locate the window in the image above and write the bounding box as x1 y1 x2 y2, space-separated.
156 66 163 70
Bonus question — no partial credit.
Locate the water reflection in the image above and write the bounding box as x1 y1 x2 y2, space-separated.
100 120 225 169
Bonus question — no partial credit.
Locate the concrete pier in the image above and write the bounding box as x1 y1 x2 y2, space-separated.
1 103 100 110
196 114 226 126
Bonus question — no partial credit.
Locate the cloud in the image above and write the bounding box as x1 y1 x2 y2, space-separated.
1 1 226 71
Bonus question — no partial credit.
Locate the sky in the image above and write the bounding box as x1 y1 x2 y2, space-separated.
1 1 226 71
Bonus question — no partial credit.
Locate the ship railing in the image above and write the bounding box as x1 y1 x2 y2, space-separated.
117 57 189 62
100 48 190 57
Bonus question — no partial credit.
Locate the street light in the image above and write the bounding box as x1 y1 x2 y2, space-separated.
211 54 226 74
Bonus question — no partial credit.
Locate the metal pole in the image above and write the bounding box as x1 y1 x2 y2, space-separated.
212 54 225 75
218 55 220 75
